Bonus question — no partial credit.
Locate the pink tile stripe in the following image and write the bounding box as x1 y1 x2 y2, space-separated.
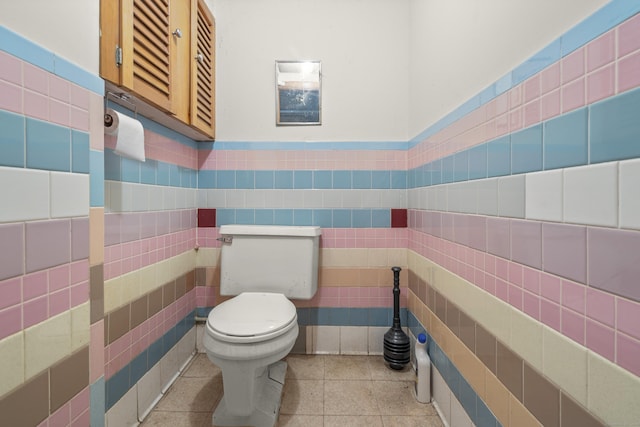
408 227 640 377
197 227 408 249
36 386 90 427
0 52 91 131
0 259 89 341
407 21 640 169
198 149 407 171
105 131 199 170
104 229 196 280
104 289 196 380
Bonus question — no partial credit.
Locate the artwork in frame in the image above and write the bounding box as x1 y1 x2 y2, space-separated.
276 61 321 126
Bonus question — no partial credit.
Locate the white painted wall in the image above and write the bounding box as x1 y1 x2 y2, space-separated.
0 0 99 73
407 0 608 139
208 0 410 142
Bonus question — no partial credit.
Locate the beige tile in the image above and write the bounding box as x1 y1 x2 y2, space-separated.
141 410 210 427
155 377 221 412
372 380 437 416
509 395 542 427
325 355 372 380
183 353 220 378
368 355 414 381
277 415 323 427
280 379 324 415
25 311 71 379
0 333 25 396
285 354 325 380
510 310 543 372
324 380 378 415
454 340 485 399
71 302 90 350
484 371 509 427
381 415 444 427
542 328 587 405
89 207 104 265
587 351 640 426
324 415 383 427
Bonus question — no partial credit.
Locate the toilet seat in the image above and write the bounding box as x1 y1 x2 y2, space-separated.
207 292 297 344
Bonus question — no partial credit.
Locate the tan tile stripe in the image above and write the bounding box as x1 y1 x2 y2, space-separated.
0 347 89 427
105 270 195 345
408 271 607 427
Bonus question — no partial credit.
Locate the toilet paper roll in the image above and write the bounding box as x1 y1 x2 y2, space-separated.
104 108 146 162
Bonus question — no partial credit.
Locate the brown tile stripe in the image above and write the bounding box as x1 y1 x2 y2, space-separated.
0 347 89 427
90 264 104 324
105 270 195 345
408 268 607 427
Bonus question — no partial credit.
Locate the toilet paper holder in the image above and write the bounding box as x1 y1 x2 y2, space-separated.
104 91 137 128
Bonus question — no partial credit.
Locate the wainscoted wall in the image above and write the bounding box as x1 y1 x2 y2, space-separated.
0 26 102 427
407 4 640 427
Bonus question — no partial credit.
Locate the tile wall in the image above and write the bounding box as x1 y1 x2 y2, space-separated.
407 5 640 427
0 26 103 427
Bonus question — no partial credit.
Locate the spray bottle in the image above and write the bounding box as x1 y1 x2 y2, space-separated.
414 333 431 403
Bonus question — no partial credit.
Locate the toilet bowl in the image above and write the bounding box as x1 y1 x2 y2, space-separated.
204 292 298 426
202 225 321 427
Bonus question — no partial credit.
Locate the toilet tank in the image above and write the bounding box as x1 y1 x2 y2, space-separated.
219 225 321 299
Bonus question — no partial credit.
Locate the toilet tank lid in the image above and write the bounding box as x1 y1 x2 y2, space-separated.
220 224 321 237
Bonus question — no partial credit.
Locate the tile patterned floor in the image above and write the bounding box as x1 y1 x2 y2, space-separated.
141 353 444 427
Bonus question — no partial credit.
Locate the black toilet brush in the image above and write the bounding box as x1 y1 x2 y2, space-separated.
383 266 410 370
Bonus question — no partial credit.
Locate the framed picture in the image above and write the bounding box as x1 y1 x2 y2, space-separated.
276 61 321 126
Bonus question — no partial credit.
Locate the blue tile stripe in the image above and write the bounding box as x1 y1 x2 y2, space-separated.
105 148 199 188
408 0 640 148
199 169 407 189
105 310 195 411
0 110 91 174
0 26 104 95
196 306 405 328
409 87 640 188
407 311 501 427
216 208 392 228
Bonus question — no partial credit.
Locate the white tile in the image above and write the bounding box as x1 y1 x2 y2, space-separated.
160 345 180 393
497 175 526 218
525 169 563 221
50 172 89 218
137 362 162 421
245 189 266 208
149 186 164 211
368 327 386 355
476 178 498 216
564 162 618 227
196 324 206 353
163 186 176 210
361 190 381 208
0 166 49 222
177 327 196 367
435 186 448 211
339 326 368 355
312 326 340 354
304 189 324 208
432 368 451 425
450 394 473 427
106 180 123 212
131 184 149 212
619 158 640 230
106 385 138 427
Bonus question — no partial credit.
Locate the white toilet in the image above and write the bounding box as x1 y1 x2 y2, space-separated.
203 224 321 427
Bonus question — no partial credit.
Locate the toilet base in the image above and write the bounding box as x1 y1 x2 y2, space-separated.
212 360 288 427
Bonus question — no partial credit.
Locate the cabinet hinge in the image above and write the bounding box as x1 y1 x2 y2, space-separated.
115 45 123 67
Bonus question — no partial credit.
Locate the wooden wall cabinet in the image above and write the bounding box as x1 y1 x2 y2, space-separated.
100 0 215 140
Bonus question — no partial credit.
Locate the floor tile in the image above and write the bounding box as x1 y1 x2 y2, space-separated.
284 354 325 380
324 415 384 427
140 410 211 427
276 415 323 427
324 355 372 380
154 377 221 412
324 380 379 415
381 415 445 427
368 356 414 381
280 379 324 415
182 354 220 378
372 380 437 416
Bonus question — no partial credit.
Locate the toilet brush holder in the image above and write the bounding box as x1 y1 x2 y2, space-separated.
383 266 410 370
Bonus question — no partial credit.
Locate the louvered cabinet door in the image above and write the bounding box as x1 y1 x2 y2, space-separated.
190 0 215 138
121 0 173 112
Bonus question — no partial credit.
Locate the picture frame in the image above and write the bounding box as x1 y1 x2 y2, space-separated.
275 60 321 126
